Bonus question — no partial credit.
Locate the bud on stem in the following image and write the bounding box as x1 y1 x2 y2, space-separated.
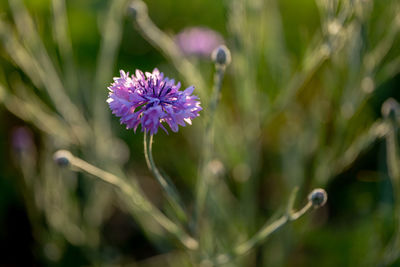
308 188 328 208
212 45 231 66
53 150 72 167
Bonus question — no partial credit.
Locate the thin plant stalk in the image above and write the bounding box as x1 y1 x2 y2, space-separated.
0 20 43 88
207 187 320 266
128 0 206 98
7 0 91 143
143 132 188 223
93 0 129 153
51 0 78 97
383 104 400 264
0 83 75 144
55 150 198 250
333 120 390 175
195 62 227 227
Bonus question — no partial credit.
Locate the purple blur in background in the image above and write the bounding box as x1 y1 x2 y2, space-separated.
175 27 224 58
11 127 34 153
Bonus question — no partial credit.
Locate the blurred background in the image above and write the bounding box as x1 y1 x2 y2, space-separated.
0 0 400 266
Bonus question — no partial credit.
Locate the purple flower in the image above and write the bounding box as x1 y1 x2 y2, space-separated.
175 27 224 58
12 126 34 152
107 68 202 135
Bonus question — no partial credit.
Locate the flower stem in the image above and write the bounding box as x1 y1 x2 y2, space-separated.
93 0 127 155
207 189 318 265
207 65 226 128
55 150 198 250
195 63 227 228
7 0 91 144
144 132 188 223
128 0 206 98
333 120 390 175
383 105 400 264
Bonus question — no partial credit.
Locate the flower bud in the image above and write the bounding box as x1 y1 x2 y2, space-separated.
381 98 400 119
308 188 327 208
128 0 148 20
212 45 231 66
53 150 72 167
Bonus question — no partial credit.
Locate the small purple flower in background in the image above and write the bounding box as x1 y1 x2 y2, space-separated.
12 126 34 153
175 27 224 58
107 69 202 135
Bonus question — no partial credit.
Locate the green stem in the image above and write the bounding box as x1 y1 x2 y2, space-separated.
209 199 314 265
51 0 78 97
128 0 206 99
333 120 390 175
195 64 226 227
383 115 400 264
143 132 187 223
0 83 76 144
57 150 198 250
93 0 128 154
7 0 91 144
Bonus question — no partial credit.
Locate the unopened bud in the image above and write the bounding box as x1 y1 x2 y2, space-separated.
128 0 148 20
212 45 231 66
53 150 72 167
308 188 327 208
381 98 400 119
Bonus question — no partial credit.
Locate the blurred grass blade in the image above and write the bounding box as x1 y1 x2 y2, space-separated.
196 56 228 232
8 0 91 143
0 83 76 144
55 150 199 250
208 189 324 266
93 0 129 153
333 120 390 175
0 20 44 89
382 99 400 264
128 0 206 98
51 0 78 97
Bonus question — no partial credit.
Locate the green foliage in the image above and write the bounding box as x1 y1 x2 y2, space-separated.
0 0 399 266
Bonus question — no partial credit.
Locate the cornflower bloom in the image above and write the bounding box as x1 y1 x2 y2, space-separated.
107 68 202 134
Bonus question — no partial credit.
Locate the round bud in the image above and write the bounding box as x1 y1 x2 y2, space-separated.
53 150 72 167
381 98 399 119
212 45 231 66
128 0 148 20
308 188 327 208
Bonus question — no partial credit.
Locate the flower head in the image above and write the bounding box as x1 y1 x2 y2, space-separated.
107 69 202 135
175 27 224 58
